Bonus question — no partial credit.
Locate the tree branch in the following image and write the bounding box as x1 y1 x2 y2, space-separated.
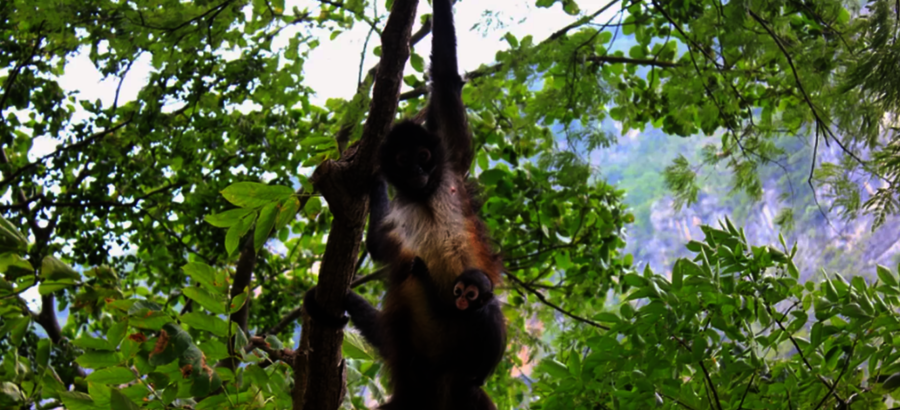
219 239 257 370
300 1 419 409
505 271 609 330
0 117 134 189
587 55 679 67
0 21 46 117
765 302 845 403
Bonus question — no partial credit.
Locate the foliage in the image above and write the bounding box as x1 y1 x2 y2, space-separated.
1 0 899 409
530 219 900 410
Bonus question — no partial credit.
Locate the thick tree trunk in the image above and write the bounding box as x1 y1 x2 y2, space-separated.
297 1 419 409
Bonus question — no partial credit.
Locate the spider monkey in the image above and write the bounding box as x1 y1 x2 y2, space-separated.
304 0 505 408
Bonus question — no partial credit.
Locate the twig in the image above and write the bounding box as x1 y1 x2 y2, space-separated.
765 303 844 403
671 335 723 410
659 392 697 410
748 10 876 178
0 117 134 189
112 59 135 112
548 0 621 40
587 55 679 67
350 266 388 288
505 271 609 330
0 21 46 116
737 373 755 410
812 338 857 410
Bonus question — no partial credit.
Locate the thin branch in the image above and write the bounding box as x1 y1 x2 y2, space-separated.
112 59 135 112
357 17 377 87
505 271 609 330
737 373 755 410
318 0 381 35
399 86 428 100
659 392 697 410
765 302 844 403
671 335 723 410
410 16 432 46
812 338 857 410
266 306 304 336
40 180 184 209
587 55 679 67
548 0 621 40
650 0 722 68
0 21 46 116
748 10 875 176
350 266 388 288
0 281 38 300
0 116 134 189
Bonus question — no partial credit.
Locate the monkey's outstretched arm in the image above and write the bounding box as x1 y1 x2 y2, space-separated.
345 291 386 354
428 0 473 176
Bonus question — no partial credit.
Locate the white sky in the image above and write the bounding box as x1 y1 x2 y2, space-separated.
33 0 618 159
19 1 619 311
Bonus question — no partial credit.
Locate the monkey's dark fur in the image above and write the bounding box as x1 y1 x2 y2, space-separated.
304 0 506 408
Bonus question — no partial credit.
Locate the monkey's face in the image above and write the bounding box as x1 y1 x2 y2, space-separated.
453 269 493 311
380 121 444 200
396 146 435 189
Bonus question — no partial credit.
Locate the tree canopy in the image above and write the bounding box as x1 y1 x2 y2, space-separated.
1 0 899 409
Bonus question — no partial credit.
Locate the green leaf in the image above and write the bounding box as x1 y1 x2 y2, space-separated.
877 265 898 287
183 287 227 315
265 335 284 350
0 253 33 280
503 32 518 48
41 256 80 280
88 382 111 407
149 323 194 367
73 334 113 351
37 339 51 368
220 182 294 208
183 262 227 293
203 208 256 228
622 273 646 287
111 387 141 410
129 312 171 331
59 391 95 410
0 215 28 253
541 358 569 379
38 278 77 295
593 312 621 323
304 196 322 216
672 259 684 290
410 52 425 72
254 201 278 250
567 350 582 378
274 196 300 232
181 312 229 337
883 372 900 391
225 212 256 255
200 339 230 362
480 169 505 185
75 351 122 369
0 381 23 405
342 332 373 360
230 288 249 314
840 303 870 319
0 317 30 347
85 367 136 384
